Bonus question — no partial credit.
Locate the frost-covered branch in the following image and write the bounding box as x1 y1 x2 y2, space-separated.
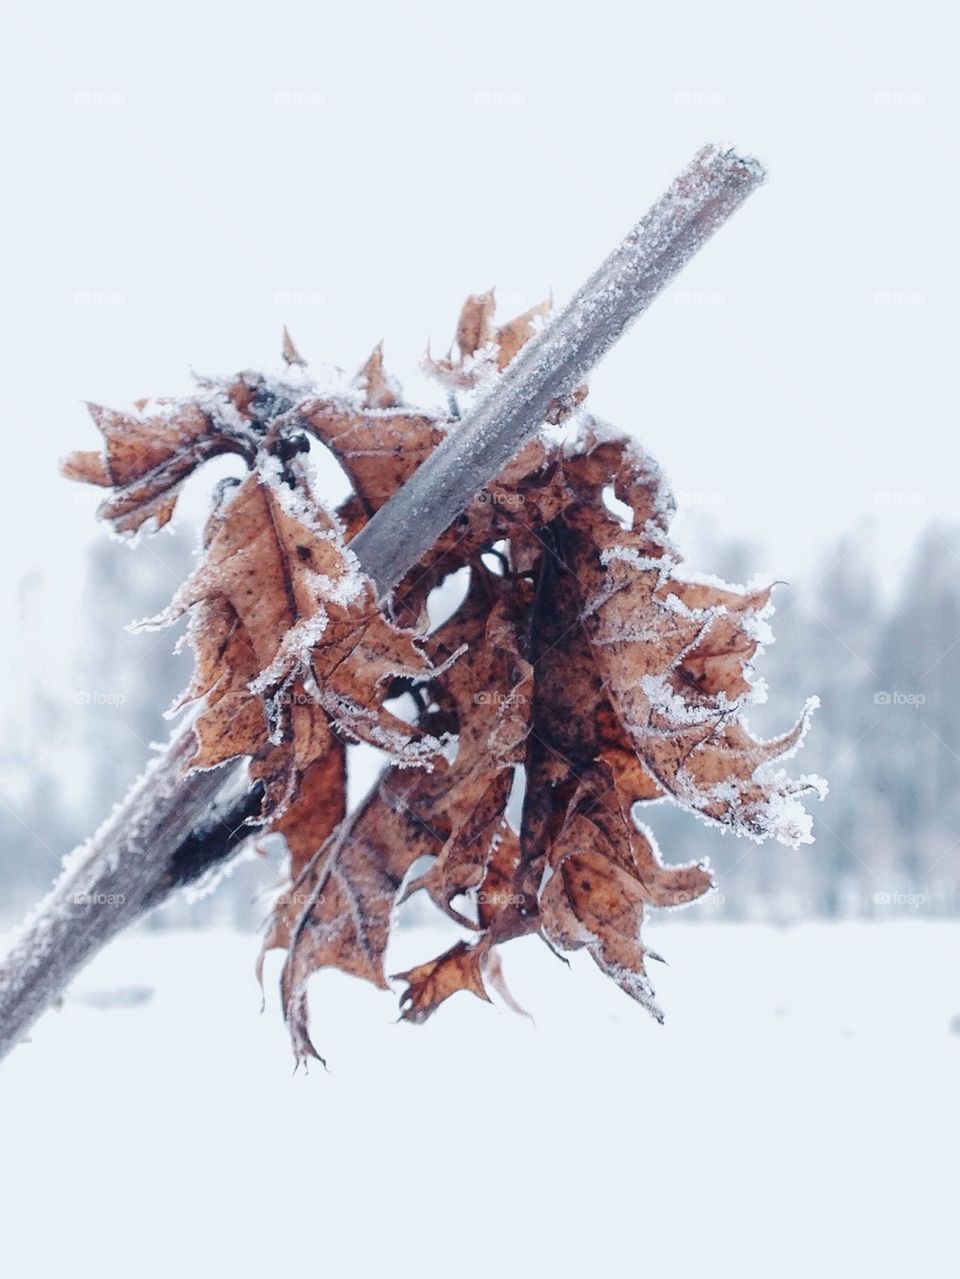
0 143 765 1062
0 730 227 1060
351 144 766 597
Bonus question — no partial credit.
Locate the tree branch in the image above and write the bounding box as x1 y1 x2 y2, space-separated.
0 143 765 1061
0 729 226 1059
351 144 766 598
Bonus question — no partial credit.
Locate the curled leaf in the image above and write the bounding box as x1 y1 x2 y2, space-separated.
63 293 823 1066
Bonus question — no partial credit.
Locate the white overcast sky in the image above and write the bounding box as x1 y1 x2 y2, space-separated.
1 0 957 682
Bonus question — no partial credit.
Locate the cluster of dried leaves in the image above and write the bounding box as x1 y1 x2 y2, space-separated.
64 292 822 1063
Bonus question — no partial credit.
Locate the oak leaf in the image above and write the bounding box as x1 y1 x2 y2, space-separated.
63 296 824 1065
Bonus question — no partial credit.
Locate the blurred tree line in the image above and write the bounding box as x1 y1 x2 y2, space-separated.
0 528 270 930
2 518 958 929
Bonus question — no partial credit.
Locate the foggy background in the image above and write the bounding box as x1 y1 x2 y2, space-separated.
3 10 959 1279
1 0 958 928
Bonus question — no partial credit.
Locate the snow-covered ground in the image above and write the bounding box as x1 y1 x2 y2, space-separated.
1 920 957 1278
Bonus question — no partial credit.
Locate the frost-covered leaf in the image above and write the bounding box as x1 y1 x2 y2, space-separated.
401 585 532 919
148 458 440 816
276 765 449 1063
395 940 492 1023
63 293 823 1066
423 290 551 390
564 441 821 845
298 352 444 517
281 326 307 369
61 393 257 534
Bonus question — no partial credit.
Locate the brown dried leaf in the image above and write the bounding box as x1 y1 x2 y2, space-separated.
353 342 400 408
61 394 256 534
403 590 532 919
562 431 818 844
281 326 307 368
395 940 492 1023
154 462 438 789
424 291 551 390
300 397 444 516
540 841 664 1020
61 293 822 1066
277 765 449 1063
